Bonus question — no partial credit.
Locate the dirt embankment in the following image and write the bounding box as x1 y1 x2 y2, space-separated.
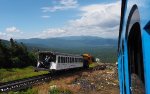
36 63 120 94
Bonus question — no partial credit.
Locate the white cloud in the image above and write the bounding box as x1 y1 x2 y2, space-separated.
36 1 121 39
41 0 78 12
41 15 50 18
0 26 25 40
67 1 121 38
6 26 20 33
70 1 120 28
34 28 67 38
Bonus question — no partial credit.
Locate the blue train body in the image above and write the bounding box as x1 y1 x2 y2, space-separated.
118 0 150 94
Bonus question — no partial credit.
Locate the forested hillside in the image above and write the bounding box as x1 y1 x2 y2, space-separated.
0 38 36 68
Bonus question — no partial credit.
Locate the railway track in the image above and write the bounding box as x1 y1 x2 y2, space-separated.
0 64 106 93
0 73 51 93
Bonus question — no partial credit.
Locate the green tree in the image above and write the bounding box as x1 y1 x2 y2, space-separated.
0 39 11 68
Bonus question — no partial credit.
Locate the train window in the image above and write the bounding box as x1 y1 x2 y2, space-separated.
77 58 78 62
69 57 71 63
58 56 61 63
73 58 74 63
65 57 66 63
67 57 69 63
66 57 68 63
70 57 72 63
73 58 75 63
68 57 69 63
65 57 67 63
71 57 73 63
63 57 65 63
72 58 74 63
60 57 62 63
61 57 63 63
72 57 74 63
75 58 77 62
53 56 56 62
64 57 66 63
64 57 65 63
71 57 74 63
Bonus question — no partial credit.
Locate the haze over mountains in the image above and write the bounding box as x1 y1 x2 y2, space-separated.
16 36 117 49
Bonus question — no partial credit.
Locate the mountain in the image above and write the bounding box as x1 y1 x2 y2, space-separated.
16 36 117 49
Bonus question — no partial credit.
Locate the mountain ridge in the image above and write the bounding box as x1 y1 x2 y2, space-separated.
16 36 117 48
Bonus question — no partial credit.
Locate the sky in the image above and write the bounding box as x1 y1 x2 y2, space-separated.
0 0 121 40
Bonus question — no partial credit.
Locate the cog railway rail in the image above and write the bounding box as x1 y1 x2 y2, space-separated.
0 73 51 92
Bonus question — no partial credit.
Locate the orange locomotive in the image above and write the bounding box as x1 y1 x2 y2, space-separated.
82 54 94 69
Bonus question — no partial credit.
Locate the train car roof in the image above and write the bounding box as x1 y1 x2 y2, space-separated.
38 51 82 57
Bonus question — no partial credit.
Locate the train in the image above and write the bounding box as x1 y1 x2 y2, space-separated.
35 51 94 72
118 0 150 94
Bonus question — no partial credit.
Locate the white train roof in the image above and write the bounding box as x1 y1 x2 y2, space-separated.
38 51 82 57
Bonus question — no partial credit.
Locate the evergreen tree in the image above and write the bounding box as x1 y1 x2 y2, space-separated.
0 38 39 68
0 39 11 68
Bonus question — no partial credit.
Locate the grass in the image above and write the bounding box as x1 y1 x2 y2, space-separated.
0 66 49 83
8 88 38 94
49 87 72 94
7 87 73 94
89 63 99 68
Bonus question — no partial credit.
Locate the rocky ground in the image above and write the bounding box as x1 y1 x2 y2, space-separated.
36 63 120 94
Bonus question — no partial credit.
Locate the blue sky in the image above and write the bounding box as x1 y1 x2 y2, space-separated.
0 0 121 39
